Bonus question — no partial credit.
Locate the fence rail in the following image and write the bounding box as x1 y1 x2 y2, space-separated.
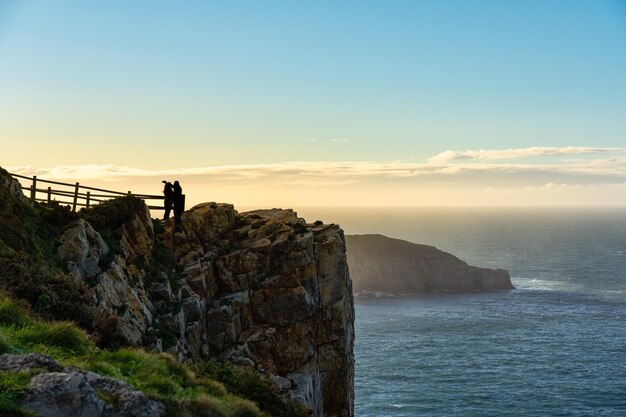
8 172 182 212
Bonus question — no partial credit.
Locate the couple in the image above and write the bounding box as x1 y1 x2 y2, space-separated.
162 180 183 223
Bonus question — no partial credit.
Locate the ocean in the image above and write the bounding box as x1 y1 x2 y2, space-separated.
300 207 626 417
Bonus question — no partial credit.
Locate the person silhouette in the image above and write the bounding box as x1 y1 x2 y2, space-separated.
162 181 174 220
173 180 183 225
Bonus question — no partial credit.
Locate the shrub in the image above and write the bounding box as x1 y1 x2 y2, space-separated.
152 218 165 235
0 298 32 328
38 201 78 235
195 360 310 417
163 396 229 417
80 196 146 232
227 398 264 417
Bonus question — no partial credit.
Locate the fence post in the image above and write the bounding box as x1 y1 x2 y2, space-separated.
72 182 80 212
47 187 51 207
86 191 91 208
30 176 37 202
128 191 131 195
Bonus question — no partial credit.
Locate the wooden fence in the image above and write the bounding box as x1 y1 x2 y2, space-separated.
8 173 182 212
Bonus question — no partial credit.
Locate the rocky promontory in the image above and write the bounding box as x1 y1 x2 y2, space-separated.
68 204 354 417
0 168 355 417
346 234 513 294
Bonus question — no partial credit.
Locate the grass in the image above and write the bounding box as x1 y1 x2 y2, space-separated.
0 371 38 417
0 296 304 417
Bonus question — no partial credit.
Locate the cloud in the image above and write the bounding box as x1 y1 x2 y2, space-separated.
427 146 626 164
7 147 626 190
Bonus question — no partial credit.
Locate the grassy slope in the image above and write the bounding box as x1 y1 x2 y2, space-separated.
0 296 270 417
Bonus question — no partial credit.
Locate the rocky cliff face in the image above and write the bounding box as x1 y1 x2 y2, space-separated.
59 202 354 417
346 234 513 294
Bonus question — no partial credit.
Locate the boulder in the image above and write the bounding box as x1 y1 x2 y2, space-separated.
22 370 165 417
0 353 62 372
57 219 109 279
23 372 109 417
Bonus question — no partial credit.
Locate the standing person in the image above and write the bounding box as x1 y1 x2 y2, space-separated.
173 180 183 225
162 181 174 220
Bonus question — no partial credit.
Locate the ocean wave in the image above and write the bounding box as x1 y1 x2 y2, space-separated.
354 290 397 298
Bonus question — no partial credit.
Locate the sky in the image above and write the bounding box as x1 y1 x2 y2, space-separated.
1 0 626 207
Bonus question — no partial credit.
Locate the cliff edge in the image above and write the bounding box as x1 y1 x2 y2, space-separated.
68 203 355 417
0 168 354 417
346 234 513 294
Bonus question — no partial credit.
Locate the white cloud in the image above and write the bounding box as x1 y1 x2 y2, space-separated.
6 147 626 190
427 146 626 164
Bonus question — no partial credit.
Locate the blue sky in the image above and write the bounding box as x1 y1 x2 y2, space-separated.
1 1 626 205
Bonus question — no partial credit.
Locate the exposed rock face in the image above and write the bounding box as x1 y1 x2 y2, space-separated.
58 203 355 417
57 219 109 279
2 170 28 202
0 353 63 373
0 354 165 417
346 234 513 293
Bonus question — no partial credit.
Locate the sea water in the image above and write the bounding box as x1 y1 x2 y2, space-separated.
300 207 626 417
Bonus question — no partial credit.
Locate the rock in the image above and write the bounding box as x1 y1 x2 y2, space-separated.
149 280 173 303
3 173 28 202
183 202 237 245
21 369 165 417
345 234 514 293
85 372 165 417
287 373 320 416
57 219 109 279
118 205 154 261
181 297 203 322
93 263 152 346
270 374 293 393
231 356 255 367
23 372 109 417
0 353 62 372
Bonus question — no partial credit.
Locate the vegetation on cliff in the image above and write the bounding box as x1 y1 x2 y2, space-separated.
0 167 90 324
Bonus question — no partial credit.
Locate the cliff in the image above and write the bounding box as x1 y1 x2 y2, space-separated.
87 204 354 417
346 234 513 294
0 168 354 417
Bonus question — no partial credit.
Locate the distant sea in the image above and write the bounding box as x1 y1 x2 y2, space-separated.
300 207 626 417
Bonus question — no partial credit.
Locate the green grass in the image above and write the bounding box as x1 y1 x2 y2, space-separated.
0 371 38 417
13 321 92 355
0 296 304 417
